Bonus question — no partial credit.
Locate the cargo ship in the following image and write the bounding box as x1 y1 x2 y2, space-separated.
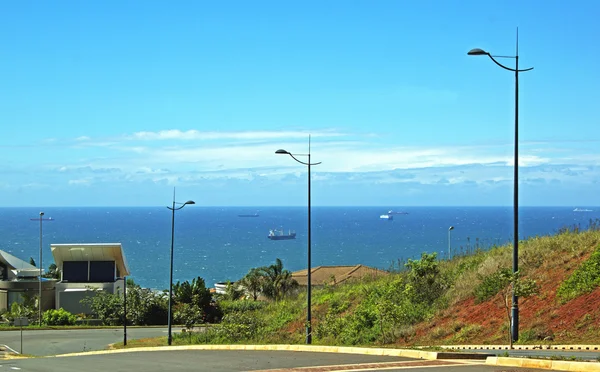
268 229 296 240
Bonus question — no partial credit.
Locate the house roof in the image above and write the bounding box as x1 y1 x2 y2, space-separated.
0 249 40 277
51 243 130 277
291 265 388 286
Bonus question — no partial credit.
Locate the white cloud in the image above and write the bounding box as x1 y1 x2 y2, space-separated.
129 129 347 141
68 179 92 186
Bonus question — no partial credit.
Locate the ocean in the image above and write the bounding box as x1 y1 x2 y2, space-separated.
1 206 598 290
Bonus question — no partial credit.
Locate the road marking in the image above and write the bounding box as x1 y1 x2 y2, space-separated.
250 360 467 371
0 345 19 355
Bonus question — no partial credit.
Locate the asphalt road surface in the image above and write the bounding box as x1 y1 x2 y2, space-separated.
477 348 600 361
1 327 180 356
0 350 546 372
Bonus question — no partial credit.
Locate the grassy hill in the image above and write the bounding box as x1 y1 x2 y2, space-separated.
174 222 600 347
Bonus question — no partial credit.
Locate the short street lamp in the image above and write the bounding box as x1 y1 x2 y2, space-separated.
167 193 195 346
276 138 321 344
448 226 455 260
468 29 533 342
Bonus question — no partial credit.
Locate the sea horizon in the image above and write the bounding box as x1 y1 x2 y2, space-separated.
1 206 599 290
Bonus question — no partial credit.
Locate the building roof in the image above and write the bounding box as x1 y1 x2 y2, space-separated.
51 243 130 277
0 249 40 277
291 265 389 286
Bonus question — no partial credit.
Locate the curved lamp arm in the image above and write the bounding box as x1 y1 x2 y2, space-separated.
167 200 195 211
487 54 534 73
288 153 322 167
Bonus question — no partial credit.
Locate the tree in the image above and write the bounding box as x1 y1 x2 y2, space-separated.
404 252 447 306
45 263 61 279
496 269 539 348
29 257 36 267
173 277 211 309
259 258 298 301
240 268 264 301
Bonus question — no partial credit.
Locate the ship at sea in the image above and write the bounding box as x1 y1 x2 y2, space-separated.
387 210 409 215
238 213 259 217
268 229 296 240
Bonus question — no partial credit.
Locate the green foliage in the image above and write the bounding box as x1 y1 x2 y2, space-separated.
474 268 513 303
239 268 263 301
219 299 266 313
259 258 299 301
2 293 37 322
42 308 77 326
556 245 600 303
81 289 124 326
82 286 169 325
204 312 267 343
45 263 61 279
173 277 211 309
174 302 204 330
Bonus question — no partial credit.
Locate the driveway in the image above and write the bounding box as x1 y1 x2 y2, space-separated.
1 327 180 356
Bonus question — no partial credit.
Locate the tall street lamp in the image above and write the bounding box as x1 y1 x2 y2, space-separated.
468 29 533 342
166 191 195 346
30 212 54 326
448 226 454 260
276 137 321 344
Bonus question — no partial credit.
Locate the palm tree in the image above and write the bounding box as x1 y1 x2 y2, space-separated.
260 258 298 301
240 268 263 301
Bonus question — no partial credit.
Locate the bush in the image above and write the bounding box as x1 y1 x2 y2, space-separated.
43 308 77 326
473 268 512 303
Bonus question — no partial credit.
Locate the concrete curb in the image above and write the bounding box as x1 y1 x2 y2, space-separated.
441 344 600 351
487 356 600 371
53 344 491 360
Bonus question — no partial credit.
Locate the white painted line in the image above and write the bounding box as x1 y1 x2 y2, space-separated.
0 345 19 355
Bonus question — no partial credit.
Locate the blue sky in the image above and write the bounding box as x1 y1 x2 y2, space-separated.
1 0 599 207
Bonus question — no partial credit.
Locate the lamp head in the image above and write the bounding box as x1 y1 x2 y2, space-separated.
467 48 489 56
184 200 195 205
449 226 455 231
275 149 290 155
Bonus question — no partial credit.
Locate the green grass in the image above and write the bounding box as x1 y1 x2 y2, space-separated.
556 244 600 303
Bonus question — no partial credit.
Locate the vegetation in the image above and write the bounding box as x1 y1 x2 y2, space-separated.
42 308 77 326
168 223 600 347
557 244 600 303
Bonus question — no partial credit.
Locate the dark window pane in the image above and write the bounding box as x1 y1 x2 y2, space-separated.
89 261 115 282
63 261 88 282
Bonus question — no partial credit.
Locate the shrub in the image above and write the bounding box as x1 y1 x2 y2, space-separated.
473 268 512 303
43 308 77 326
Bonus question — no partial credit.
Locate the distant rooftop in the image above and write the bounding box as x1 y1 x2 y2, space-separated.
0 249 40 277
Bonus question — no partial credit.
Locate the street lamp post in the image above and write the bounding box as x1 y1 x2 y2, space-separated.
123 276 127 346
30 212 54 327
166 191 195 346
276 137 321 345
448 226 454 260
468 29 533 342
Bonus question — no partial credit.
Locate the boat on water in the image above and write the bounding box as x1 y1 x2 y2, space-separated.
268 229 296 240
238 213 259 217
573 208 593 212
388 210 409 215
380 214 393 220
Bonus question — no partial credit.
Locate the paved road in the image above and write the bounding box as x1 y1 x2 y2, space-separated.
1 327 181 356
476 348 600 361
0 350 544 372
